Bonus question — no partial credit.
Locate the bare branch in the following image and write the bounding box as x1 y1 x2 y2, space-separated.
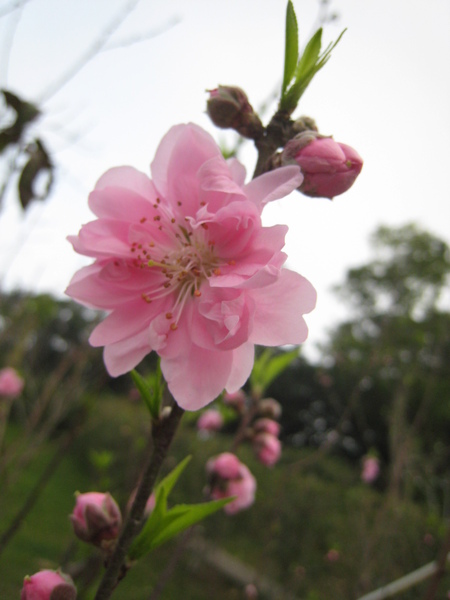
101 16 180 52
37 0 143 104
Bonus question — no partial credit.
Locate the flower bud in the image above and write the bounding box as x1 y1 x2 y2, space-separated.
282 132 363 199
223 389 246 412
258 398 282 420
21 569 76 600
70 492 122 547
253 418 280 437
206 452 241 480
197 409 224 433
253 433 282 467
361 456 380 484
207 85 263 139
0 367 24 398
206 453 256 515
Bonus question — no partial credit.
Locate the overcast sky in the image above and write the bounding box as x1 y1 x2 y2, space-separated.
0 0 449 358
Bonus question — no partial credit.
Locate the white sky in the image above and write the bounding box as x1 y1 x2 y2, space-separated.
0 0 449 358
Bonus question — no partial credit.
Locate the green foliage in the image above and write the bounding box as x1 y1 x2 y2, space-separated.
336 224 450 317
280 3 345 113
250 347 299 395
129 457 231 560
282 1 299 96
130 365 163 421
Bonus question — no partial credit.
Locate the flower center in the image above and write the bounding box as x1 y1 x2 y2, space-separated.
132 219 222 329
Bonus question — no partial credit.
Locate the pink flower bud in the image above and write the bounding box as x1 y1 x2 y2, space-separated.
207 85 263 139
21 569 76 600
223 389 246 411
283 132 363 199
206 453 256 514
70 492 122 547
253 433 282 467
361 456 380 484
253 418 280 437
197 409 224 433
258 398 282 420
326 549 340 562
0 367 24 398
206 452 241 480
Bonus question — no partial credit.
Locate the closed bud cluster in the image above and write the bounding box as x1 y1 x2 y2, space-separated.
70 492 122 548
206 452 256 515
21 569 77 600
0 367 24 398
207 85 263 139
282 131 363 199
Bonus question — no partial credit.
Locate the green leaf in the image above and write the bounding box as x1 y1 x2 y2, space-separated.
144 498 231 552
251 348 298 393
156 455 192 506
295 28 323 81
130 365 163 420
128 456 232 560
280 28 346 113
282 1 299 95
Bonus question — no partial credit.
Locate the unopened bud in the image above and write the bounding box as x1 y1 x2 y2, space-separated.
21 569 77 600
207 85 263 139
253 433 282 467
0 367 24 398
253 418 281 437
283 132 363 199
258 398 282 419
206 453 256 515
70 492 122 548
197 409 224 433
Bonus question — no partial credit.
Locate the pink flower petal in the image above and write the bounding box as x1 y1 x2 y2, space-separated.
249 269 316 346
244 165 303 208
161 345 234 411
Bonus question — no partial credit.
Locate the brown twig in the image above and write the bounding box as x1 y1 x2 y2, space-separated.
93 402 184 600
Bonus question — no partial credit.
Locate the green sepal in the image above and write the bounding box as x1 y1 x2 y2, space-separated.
131 363 164 420
250 348 299 394
128 456 232 560
281 1 299 96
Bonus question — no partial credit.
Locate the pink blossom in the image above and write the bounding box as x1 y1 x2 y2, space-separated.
21 569 76 600
206 453 256 514
283 132 363 199
206 452 241 480
361 456 380 484
253 418 280 437
0 367 24 398
253 433 282 467
70 492 122 547
66 123 316 410
197 409 224 432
